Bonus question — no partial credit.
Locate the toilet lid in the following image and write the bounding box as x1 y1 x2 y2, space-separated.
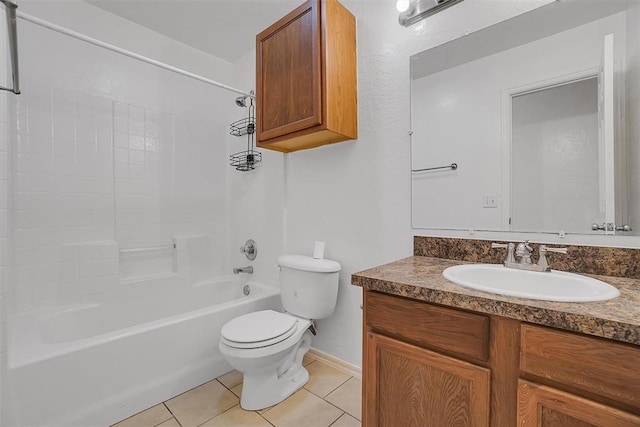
221 310 298 345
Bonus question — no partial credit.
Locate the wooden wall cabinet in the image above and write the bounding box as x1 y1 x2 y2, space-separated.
362 290 640 427
256 0 357 152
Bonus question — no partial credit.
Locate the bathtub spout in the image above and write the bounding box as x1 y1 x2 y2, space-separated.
233 266 253 274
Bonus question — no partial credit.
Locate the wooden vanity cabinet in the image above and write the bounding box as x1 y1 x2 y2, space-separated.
363 291 490 427
363 290 495 427
362 290 640 427
518 324 640 427
518 380 640 427
366 331 490 426
255 0 357 152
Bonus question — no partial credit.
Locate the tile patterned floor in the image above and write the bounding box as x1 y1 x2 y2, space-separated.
112 355 362 427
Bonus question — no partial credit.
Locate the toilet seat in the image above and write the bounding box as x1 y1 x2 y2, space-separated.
221 310 301 349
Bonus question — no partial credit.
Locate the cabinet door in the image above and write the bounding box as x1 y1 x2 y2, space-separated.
366 332 490 427
520 324 640 409
256 0 322 142
518 380 640 427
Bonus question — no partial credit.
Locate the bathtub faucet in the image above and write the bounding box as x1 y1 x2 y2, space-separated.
233 266 253 274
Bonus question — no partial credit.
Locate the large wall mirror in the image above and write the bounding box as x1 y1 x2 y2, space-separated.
411 0 640 237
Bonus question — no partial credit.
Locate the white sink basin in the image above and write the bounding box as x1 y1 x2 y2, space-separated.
442 264 619 302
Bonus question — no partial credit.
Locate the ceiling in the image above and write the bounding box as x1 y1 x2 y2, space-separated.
87 0 305 63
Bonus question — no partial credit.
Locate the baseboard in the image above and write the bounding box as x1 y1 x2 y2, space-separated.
307 348 361 380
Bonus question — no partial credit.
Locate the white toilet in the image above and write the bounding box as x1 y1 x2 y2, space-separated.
219 254 341 410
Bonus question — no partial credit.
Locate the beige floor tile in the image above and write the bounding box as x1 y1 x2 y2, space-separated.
156 419 181 427
262 388 343 427
164 380 239 427
111 404 172 427
217 369 243 389
230 383 242 398
200 405 272 427
330 413 361 427
303 353 315 366
304 361 351 398
325 377 362 420
257 405 273 415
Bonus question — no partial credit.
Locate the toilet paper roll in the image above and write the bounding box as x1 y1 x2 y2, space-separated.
313 241 325 259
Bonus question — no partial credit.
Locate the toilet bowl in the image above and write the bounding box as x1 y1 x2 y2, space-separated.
219 310 313 410
219 253 341 410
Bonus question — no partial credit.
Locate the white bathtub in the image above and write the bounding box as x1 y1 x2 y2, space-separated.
7 277 281 427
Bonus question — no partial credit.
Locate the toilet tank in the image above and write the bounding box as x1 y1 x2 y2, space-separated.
278 255 341 320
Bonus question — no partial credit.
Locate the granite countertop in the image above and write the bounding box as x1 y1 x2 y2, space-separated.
352 256 640 346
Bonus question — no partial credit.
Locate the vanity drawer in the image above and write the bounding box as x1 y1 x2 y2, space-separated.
520 324 640 409
364 290 489 362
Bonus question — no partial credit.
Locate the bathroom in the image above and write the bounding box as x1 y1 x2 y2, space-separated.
1 0 639 426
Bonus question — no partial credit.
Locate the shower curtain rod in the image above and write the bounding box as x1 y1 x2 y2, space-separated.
14 10 254 98
0 0 20 94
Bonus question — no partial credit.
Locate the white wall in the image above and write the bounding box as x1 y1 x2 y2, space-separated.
278 0 556 366
227 50 285 291
19 0 233 87
279 0 640 366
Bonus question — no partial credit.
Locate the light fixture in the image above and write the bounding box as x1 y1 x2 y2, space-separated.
398 0 465 27
396 0 414 13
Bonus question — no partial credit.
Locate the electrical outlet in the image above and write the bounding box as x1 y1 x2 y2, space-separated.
482 194 497 208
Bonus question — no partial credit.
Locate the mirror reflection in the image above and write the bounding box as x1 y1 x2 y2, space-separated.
410 0 639 236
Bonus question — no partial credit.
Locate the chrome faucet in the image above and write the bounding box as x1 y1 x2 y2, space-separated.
492 241 567 272
233 266 253 274
491 242 515 263
537 245 568 271
515 241 534 264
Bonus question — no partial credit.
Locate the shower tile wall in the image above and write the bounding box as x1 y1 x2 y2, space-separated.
11 86 116 309
0 0 237 318
172 115 226 281
114 102 174 280
8 83 229 312
114 102 226 283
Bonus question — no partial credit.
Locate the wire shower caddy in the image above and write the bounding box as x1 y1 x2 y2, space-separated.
229 91 262 171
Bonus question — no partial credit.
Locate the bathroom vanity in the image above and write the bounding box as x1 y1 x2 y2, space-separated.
353 240 640 427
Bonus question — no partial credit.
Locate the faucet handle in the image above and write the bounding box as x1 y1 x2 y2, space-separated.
518 240 534 253
240 239 257 260
492 242 516 264
539 245 568 255
537 245 568 271
515 241 534 264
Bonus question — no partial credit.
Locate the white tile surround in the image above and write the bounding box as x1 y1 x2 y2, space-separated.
2 0 244 313
9 83 230 311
